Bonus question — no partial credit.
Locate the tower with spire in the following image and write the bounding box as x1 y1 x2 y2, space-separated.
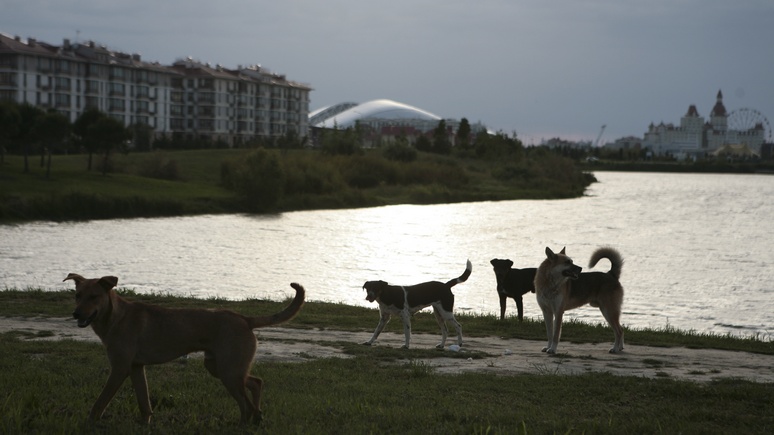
709 89 728 133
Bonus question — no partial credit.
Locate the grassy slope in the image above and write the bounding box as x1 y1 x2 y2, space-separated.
0 148 592 222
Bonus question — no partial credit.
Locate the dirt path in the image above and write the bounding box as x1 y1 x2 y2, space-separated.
3 316 773 383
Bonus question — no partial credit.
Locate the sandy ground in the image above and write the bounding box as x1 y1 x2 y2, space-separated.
3 316 773 384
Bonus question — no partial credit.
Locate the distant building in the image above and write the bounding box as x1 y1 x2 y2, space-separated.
643 90 767 158
309 99 488 147
0 32 311 146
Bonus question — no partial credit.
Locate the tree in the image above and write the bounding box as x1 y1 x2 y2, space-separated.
221 148 285 211
129 122 155 152
73 108 108 170
16 104 45 173
34 111 71 179
88 117 130 175
432 119 452 154
320 128 361 155
0 101 21 165
456 117 472 150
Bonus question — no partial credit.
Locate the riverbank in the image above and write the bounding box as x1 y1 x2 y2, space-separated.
0 147 594 223
2 290 773 433
3 316 773 383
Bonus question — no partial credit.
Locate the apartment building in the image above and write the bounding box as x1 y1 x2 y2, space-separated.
0 33 311 146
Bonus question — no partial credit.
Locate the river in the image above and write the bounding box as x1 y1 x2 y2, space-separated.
1 171 772 340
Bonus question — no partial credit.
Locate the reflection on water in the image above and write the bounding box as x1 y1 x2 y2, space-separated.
1 171 772 340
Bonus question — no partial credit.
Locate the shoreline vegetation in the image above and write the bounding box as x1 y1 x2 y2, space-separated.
0 145 595 223
2 144 772 224
1 289 773 434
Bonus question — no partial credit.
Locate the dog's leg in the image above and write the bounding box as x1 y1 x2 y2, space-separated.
449 315 463 347
400 309 412 349
538 304 554 353
89 364 132 421
549 310 565 354
516 296 524 322
129 365 153 424
498 293 507 320
432 309 449 348
362 312 390 345
599 307 625 353
221 375 253 423
245 375 264 423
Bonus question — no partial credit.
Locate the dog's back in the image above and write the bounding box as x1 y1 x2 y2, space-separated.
568 247 623 305
503 268 536 295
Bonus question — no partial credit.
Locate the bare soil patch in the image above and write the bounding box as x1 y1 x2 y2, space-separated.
3 316 773 383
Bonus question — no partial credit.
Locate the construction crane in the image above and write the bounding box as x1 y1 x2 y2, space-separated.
593 125 606 147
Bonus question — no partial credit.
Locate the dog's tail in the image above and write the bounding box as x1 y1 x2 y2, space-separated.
247 283 305 329
589 247 624 280
446 259 473 287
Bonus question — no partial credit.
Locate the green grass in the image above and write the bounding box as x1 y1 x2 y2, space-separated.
2 288 772 355
0 148 594 222
2 289 773 433
1 332 773 434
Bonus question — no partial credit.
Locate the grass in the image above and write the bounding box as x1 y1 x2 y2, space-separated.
1 289 773 433
1 331 773 434
0 148 594 222
2 288 772 355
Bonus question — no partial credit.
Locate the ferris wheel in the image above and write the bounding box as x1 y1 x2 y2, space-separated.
727 108 771 141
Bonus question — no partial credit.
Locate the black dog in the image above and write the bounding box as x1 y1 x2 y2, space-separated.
490 259 536 321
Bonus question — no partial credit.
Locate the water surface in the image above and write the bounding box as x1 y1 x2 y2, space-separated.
1 171 772 339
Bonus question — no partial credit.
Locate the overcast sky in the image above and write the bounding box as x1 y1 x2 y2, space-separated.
3 0 773 144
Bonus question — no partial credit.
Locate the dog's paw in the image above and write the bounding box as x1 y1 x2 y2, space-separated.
541 347 549 352
546 348 557 354
401 344 409 349
361 341 372 346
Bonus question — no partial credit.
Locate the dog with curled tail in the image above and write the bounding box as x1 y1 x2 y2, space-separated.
534 247 624 354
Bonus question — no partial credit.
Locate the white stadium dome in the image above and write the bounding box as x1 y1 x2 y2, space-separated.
310 99 442 129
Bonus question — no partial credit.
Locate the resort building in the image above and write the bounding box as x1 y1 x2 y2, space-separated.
0 32 311 146
642 90 767 158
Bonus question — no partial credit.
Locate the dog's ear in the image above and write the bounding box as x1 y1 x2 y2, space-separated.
63 273 86 284
545 247 556 260
505 260 513 268
559 247 566 255
98 276 118 291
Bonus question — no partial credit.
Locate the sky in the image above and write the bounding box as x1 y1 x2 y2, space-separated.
3 0 773 145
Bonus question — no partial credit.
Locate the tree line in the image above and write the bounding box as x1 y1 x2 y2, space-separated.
0 101 132 177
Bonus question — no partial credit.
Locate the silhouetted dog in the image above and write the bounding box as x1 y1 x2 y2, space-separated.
490 259 536 321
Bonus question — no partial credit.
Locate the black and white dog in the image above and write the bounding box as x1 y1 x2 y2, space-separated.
490 259 536 321
362 260 472 349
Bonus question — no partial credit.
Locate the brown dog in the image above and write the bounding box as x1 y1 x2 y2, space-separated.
65 273 305 424
362 260 472 349
534 247 624 354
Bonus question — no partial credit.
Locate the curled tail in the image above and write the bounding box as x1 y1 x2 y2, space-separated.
248 283 305 329
446 259 473 287
588 247 624 280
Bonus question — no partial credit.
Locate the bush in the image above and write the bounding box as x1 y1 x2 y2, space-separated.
282 154 346 195
339 155 398 188
382 142 418 162
221 149 285 211
138 153 180 181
